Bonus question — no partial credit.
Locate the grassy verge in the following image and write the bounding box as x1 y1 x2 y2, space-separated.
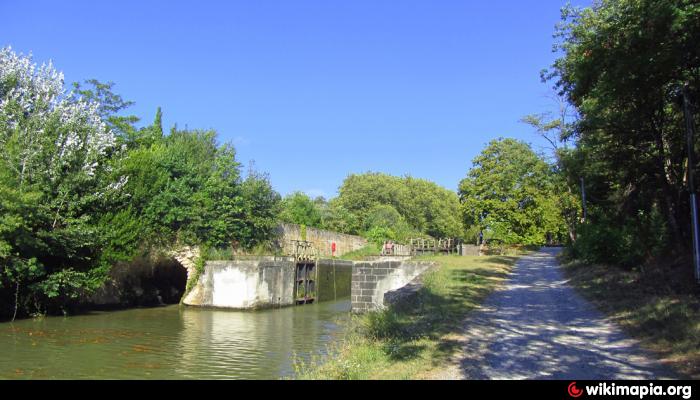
562 258 700 379
338 244 382 260
293 254 518 380
203 241 285 260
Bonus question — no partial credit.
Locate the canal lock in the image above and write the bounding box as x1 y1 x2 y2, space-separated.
292 240 318 305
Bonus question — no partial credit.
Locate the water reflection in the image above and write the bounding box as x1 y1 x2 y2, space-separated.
0 299 350 380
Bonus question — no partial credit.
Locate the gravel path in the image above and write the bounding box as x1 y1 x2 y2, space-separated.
438 247 676 380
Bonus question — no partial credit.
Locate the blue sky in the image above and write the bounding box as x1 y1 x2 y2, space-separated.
2 0 589 198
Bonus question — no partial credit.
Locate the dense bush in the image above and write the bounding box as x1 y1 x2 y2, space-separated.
566 205 669 268
568 220 643 268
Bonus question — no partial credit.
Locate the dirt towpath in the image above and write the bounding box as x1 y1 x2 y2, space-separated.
436 248 676 380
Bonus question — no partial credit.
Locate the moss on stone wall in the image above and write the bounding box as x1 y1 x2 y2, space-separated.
183 252 206 300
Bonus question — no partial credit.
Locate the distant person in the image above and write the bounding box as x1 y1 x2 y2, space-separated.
384 241 394 256
231 239 241 255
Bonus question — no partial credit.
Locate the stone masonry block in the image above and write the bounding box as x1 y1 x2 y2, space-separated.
360 282 376 289
373 268 390 275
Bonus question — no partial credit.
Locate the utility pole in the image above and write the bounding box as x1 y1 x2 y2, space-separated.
682 84 700 283
580 177 587 223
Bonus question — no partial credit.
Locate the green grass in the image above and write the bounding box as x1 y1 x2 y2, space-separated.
293 254 518 380
204 242 283 260
337 244 382 260
562 258 700 379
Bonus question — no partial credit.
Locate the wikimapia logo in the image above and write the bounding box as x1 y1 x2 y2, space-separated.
569 382 584 398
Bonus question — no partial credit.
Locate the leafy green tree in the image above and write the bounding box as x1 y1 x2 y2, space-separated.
0 47 121 317
363 204 415 242
238 169 282 249
71 78 139 142
153 107 163 137
459 138 568 246
335 172 464 239
365 226 397 246
403 177 464 238
521 93 582 243
106 128 278 252
279 191 323 227
364 204 405 230
320 199 361 234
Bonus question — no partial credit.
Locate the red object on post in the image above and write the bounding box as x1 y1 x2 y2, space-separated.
331 242 337 256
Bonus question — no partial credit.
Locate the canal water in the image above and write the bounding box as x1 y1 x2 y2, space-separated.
0 299 351 380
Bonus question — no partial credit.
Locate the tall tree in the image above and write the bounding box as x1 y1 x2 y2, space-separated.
153 106 163 137
0 47 121 316
335 172 464 239
521 92 582 241
279 192 323 227
459 138 569 245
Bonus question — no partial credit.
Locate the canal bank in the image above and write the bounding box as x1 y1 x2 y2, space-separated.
0 253 518 380
294 255 518 380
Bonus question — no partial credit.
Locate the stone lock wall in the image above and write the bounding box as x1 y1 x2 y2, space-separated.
351 260 437 313
459 244 483 256
275 223 368 257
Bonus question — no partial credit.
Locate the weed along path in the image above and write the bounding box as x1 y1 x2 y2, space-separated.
438 248 677 380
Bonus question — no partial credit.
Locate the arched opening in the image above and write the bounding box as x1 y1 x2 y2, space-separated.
90 255 191 309
150 258 189 304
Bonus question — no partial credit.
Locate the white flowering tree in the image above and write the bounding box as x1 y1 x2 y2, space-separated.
0 46 123 317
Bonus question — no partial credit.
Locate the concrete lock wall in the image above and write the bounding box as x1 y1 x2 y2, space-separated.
275 223 367 257
183 257 354 309
351 261 437 313
183 257 297 309
183 257 435 312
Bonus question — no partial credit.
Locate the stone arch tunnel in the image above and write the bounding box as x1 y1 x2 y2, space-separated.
89 247 199 309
